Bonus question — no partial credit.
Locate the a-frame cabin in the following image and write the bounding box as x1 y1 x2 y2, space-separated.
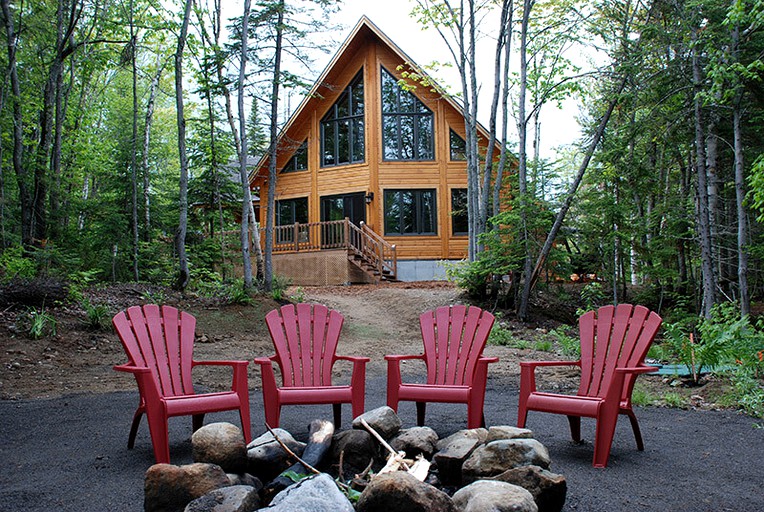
251 17 509 284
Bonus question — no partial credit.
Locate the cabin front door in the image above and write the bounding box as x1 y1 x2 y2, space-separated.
320 193 366 248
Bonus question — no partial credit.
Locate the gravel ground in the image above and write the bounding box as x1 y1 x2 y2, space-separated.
2 372 763 511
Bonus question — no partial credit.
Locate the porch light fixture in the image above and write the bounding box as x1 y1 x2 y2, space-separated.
365 192 374 204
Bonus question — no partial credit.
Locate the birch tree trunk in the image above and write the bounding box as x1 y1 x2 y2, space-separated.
142 54 165 243
237 0 255 290
731 21 749 316
174 0 193 290
264 0 285 291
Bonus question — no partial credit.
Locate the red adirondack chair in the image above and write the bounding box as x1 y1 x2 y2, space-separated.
517 303 662 468
112 304 252 464
385 305 498 429
255 303 369 428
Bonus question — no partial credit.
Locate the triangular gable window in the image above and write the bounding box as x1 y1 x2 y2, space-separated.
321 71 365 167
381 67 434 161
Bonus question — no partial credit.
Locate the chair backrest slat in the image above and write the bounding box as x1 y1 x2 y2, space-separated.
113 304 196 398
578 304 662 400
265 304 345 388
420 305 495 386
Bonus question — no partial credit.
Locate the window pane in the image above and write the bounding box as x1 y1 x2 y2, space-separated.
336 92 350 118
338 119 350 164
451 189 468 235
352 80 364 115
420 190 436 233
384 190 400 234
450 130 467 161
294 198 308 224
352 119 365 163
383 116 399 160
381 70 398 112
400 116 414 160
322 122 335 166
401 191 415 233
418 116 433 159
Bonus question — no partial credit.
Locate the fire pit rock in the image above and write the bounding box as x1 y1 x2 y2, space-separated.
452 480 537 512
355 471 457 512
192 423 248 474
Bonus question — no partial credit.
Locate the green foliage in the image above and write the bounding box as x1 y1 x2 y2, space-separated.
487 325 517 346
577 282 606 316
730 372 764 418
661 392 686 408
82 299 112 331
270 274 292 301
631 385 659 407
0 246 36 282
227 280 255 306
19 308 58 340
535 340 553 352
281 470 309 483
549 327 581 358
140 289 167 304
290 286 306 303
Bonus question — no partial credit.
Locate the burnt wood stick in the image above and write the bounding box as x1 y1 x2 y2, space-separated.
264 419 335 499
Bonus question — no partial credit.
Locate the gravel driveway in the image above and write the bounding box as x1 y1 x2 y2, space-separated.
2 371 763 511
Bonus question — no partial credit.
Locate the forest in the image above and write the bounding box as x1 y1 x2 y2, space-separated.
1 1 764 413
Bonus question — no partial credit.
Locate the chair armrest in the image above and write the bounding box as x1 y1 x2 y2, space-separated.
519 360 581 397
384 354 426 362
254 356 280 396
478 356 500 364
519 360 580 369
193 360 249 392
336 355 371 364
113 363 161 403
615 365 660 375
113 363 152 374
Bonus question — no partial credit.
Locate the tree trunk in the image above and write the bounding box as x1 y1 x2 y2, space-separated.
691 25 716 318
517 0 535 321
731 22 749 316
129 2 140 282
264 1 285 292
1 0 33 247
174 0 193 291
142 54 165 243
238 0 255 290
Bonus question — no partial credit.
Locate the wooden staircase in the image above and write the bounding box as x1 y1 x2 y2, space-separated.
347 221 398 283
268 218 397 283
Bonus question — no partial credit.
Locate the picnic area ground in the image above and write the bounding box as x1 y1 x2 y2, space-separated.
1 282 763 511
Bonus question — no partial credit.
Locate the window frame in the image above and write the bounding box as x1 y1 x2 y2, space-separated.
449 129 467 161
320 71 365 168
380 67 435 162
383 189 438 236
282 140 308 173
450 188 469 236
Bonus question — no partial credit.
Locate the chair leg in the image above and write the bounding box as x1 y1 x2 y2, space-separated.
517 404 528 428
264 403 281 429
146 413 171 464
416 402 426 426
466 401 484 429
239 402 252 444
333 403 342 428
192 414 205 433
625 409 644 451
567 415 582 443
593 413 619 468
127 409 144 450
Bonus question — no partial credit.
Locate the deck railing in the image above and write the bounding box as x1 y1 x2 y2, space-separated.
263 218 397 281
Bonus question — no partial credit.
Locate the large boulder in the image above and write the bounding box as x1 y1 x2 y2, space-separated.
356 472 457 512
390 426 439 458
192 423 248 474
145 463 230 512
183 485 260 512
327 428 379 479
462 440 551 484
452 480 538 512
436 429 489 452
261 473 355 512
486 426 534 442
247 428 305 481
493 466 567 512
353 406 402 440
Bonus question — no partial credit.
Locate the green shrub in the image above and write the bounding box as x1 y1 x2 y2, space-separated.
0 246 36 283
19 308 57 339
550 327 581 358
535 340 553 352
82 299 111 331
488 325 516 346
270 274 292 301
577 282 606 316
